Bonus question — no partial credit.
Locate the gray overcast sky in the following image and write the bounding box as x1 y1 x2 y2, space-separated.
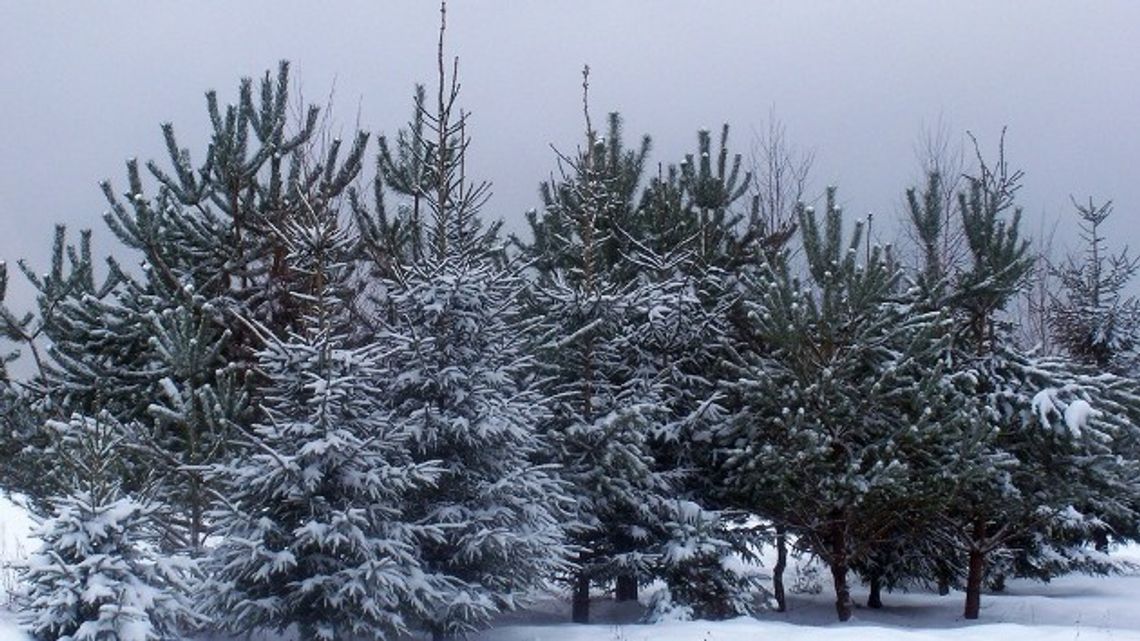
2 1 1139 316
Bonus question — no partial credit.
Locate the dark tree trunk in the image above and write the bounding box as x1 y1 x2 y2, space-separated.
964 519 987 620
829 522 853 622
964 549 985 619
1094 529 1110 552
989 573 1006 593
572 572 590 623
938 574 951 596
187 474 203 555
773 526 788 612
867 573 883 609
615 574 638 602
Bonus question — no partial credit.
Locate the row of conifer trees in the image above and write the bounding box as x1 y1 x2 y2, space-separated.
2 45 1140 641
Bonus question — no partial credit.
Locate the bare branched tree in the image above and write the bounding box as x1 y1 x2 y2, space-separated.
749 108 814 239
1014 214 1060 352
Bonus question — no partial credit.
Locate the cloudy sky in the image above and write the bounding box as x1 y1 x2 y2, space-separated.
2 1 1139 318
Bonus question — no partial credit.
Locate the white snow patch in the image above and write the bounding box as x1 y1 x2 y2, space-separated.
0 494 33 641
0 495 34 606
1031 389 1058 425
1064 399 1099 437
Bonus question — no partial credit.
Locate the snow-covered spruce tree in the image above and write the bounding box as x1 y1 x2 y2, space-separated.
20 413 197 641
620 200 763 618
640 125 773 618
521 82 761 619
520 91 674 622
719 189 931 622
644 497 760 623
526 264 669 625
201 199 445 641
1048 197 1140 376
377 253 570 638
368 20 571 638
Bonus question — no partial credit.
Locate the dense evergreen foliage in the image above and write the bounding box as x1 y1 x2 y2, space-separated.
19 414 198 641
4 35 1140 640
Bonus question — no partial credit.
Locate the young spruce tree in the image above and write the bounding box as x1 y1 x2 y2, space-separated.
20 413 198 641
200 199 445 641
522 71 676 624
369 8 572 636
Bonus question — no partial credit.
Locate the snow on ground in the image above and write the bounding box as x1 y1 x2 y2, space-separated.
478 546 1140 641
0 494 32 641
2 492 1139 640
0 617 22 641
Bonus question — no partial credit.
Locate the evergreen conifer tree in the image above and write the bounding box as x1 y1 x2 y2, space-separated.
634 125 755 270
521 73 762 621
903 139 1140 619
521 79 675 622
1048 197 1140 375
367 12 572 636
7 62 371 552
523 108 651 281
200 199 445 641
719 189 926 621
19 413 198 641
0 262 52 502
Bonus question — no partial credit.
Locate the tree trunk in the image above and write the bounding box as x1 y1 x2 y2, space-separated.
1094 529 1110 553
964 519 987 620
572 572 590 623
934 563 953 593
773 526 788 612
829 522 853 622
189 474 203 556
963 549 985 619
615 574 638 602
989 573 1006 593
867 573 883 609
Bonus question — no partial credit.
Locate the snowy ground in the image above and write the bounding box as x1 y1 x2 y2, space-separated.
475 569 1140 641
475 545 1140 641
2 493 1139 640
0 494 33 641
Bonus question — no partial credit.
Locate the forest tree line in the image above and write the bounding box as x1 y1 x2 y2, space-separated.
2 47 1140 641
